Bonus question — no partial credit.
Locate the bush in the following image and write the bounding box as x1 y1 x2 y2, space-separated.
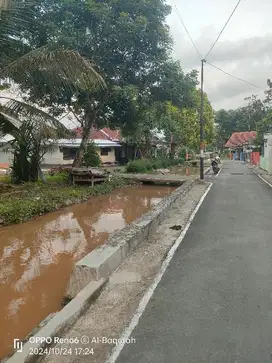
126 159 149 173
83 142 101 167
46 172 69 184
125 157 186 173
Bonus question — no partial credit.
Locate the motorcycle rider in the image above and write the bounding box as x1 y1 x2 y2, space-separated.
215 153 220 164
210 153 220 174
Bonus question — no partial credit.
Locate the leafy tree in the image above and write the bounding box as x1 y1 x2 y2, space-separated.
14 0 195 166
256 111 272 146
238 95 265 131
160 89 215 155
110 61 199 157
0 0 105 180
215 95 266 150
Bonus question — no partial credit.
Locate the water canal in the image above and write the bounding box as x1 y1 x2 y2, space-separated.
0 185 175 359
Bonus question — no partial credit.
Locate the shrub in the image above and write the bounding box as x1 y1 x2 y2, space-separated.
125 156 186 173
46 172 69 184
83 142 101 167
126 159 149 173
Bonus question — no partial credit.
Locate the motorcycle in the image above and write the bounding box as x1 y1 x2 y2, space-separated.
211 159 220 175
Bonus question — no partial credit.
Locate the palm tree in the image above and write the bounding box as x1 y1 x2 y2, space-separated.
0 0 106 180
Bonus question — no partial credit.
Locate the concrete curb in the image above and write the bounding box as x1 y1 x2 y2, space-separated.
65 179 197 299
5 279 107 363
250 165 272 188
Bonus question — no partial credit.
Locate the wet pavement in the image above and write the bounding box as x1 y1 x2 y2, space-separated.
114 161 272 363
0 185 174 360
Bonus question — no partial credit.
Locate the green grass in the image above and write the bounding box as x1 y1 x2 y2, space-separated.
126 157 185 173
0 174 131 226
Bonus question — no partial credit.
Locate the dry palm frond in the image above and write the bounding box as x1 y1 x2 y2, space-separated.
0 97 71 138
0 0 33 11
1 46 107 94
0 0 35 69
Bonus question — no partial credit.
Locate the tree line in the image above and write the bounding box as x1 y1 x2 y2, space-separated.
215 88 272 150
0 0 215 182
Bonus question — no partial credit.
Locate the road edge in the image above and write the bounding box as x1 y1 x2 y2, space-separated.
105 182 213 363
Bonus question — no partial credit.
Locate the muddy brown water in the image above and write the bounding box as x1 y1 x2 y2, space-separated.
0 185 175 359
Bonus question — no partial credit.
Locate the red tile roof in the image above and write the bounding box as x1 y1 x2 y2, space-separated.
72 127 121 141
225 131 257 148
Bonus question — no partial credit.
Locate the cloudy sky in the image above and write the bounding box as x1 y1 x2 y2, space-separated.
167 0 272 110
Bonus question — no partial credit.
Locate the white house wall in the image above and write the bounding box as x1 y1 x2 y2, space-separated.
261 133 272 174
265 133 272 174
0 149 13 165
100 148 116 163
0 145 118 168
41 147 73 165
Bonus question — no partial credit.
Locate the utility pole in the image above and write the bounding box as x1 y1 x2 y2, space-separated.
199 59 206 180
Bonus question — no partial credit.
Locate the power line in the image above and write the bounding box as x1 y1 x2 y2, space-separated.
206 61 265 91
205 0 242 59
173 4 203 60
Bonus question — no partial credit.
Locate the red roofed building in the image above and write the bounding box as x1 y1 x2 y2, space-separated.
225 131 260 164
225 131 256 148
72 127 121 142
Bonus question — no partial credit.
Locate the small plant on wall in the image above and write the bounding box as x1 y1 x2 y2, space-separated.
83 141 101 167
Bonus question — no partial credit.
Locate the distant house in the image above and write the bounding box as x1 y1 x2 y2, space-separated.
225 131 258 163
52 127 122 166
0 128 122 168
260 133 272 174
0 127 170 169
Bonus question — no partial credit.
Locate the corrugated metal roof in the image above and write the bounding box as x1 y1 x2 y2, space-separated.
57 139 121 148
0 134 14 143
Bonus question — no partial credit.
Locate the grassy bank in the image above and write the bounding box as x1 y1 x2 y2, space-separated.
0 174 130 227
126 157 185 173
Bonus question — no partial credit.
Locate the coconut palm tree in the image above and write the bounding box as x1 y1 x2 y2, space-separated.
0 0 106 181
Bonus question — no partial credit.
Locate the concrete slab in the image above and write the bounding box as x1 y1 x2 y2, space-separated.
5 278 107 363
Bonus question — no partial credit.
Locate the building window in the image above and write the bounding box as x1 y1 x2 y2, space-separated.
63 148 77 160
100 147 111 156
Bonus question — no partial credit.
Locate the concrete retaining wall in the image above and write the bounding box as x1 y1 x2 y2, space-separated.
6 173 210 363
65 179 197 299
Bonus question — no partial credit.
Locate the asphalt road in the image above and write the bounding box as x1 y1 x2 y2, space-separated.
115 161 272 363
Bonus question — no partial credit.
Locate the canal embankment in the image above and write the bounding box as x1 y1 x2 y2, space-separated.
0 184 175 361
4 176 211 363
2 167 211 362
39 181 211 363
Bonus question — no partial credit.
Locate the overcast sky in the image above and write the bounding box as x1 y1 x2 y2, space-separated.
167 0 272 110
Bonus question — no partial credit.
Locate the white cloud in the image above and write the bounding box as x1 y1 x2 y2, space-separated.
167 0 272 110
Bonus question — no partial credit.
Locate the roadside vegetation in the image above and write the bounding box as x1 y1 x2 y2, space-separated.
126 157 185 173
0 174 130 226
0 0 217 228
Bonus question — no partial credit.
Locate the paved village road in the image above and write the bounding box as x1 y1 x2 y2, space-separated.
115 161 272 363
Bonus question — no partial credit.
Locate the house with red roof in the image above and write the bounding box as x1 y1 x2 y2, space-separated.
225 131 259 163
0 128 122 168
45 127 122 165
225 131 257 149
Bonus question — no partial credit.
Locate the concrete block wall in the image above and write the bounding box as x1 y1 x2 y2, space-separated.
65 179 196 299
